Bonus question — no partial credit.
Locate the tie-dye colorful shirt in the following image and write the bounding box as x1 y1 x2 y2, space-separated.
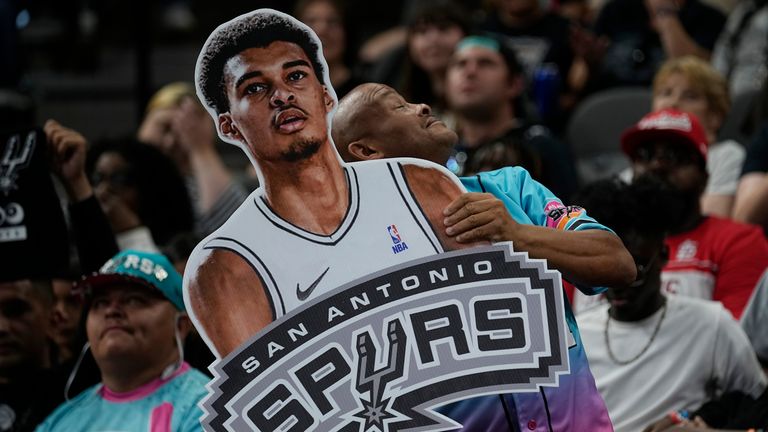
37 363 208 432
434 167 614 432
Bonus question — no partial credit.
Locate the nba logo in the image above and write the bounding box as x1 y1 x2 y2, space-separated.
388 225 401 244
387 225 408 254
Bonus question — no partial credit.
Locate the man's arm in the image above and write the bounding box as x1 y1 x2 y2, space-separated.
733 173 768 228
443 193 636 287
713 304 767 398
186 249 274 357
645 0 721 60
401 164 487 251
45 119 119 272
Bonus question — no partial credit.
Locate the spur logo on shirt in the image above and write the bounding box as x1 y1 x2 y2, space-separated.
544 201 584 230
199 244 570 432
387 224 409 254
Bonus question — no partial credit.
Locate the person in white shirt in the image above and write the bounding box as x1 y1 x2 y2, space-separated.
574 177 766 432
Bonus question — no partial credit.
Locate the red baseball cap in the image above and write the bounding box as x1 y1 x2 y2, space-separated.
621 108 708 162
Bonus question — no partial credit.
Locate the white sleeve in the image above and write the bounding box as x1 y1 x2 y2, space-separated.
741 270 768 361
705 141 746 196
713 305 767 398
115 226 160 253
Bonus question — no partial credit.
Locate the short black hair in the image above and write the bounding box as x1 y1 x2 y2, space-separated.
197 10 327 114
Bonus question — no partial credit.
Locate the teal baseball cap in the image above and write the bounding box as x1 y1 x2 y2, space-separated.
76 250 185 311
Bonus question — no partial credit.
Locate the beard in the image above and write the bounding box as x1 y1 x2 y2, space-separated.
632 173 700 233
280 138 321 162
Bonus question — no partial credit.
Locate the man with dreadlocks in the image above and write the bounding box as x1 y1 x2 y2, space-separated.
574 177 766 432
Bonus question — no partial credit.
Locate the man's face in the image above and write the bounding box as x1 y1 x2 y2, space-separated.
86 284 178 369
409 22 465 75
360 85 457 163
630 140 707 197
299 0 345 65
219 41 334 163
446 45 516 118
50 279 83 353
0 281 52 373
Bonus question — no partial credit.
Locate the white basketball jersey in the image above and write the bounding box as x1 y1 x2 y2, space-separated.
201 160 448 318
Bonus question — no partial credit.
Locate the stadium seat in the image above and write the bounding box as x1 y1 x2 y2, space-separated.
566 87 652 185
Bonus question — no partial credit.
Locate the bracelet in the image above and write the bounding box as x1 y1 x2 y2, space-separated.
668 409 690 424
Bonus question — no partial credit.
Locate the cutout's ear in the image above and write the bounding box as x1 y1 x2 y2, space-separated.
323 86 336 112
348 140 382 161
218 113 242 142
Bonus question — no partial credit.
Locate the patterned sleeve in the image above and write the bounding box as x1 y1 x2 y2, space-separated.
470 167 614 296
515 167 612 233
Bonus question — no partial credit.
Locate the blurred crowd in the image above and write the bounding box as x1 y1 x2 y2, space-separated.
1 0 768 431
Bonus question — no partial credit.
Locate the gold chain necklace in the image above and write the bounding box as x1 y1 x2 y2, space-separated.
604 300 668 365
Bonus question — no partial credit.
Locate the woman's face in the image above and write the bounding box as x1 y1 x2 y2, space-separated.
653 73 721 135
409 22 465 75
92 152 140 215
300 0 346 65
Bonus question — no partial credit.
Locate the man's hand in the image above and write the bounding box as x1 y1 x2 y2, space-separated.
443 193 518 243
570 25 609 67
641 415 711 432
642 416 676 432
645 0 680 25
94 187 141 233
44 119 92 201
444 192 636 287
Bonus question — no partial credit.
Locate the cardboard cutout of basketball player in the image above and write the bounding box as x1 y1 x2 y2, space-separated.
186 8 470 359
184 9 570 431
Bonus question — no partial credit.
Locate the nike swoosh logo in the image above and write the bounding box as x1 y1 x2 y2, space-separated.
296 267 330 301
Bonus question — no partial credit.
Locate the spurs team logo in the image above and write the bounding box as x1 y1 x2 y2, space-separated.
388 224 409 254
200 244 570 431
0 131 35 243
1 132 36 196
